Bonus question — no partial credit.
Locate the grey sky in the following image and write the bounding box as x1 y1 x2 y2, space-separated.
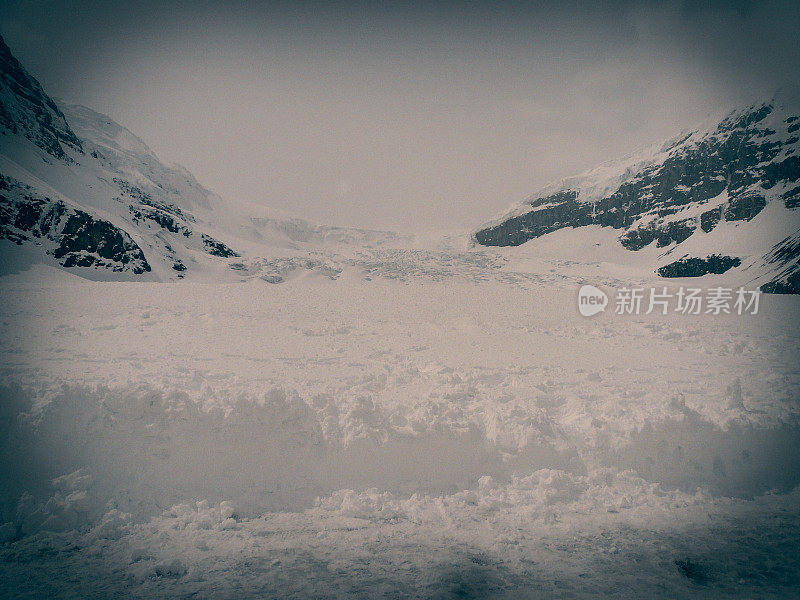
2 1 798 232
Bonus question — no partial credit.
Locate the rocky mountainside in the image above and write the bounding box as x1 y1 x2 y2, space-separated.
0 36 266 280
0 36 411 282
0 38 82 161
474 101 800 293
0 173 150 273
4 33 799 293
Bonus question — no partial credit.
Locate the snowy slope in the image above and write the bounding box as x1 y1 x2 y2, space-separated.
0 267 799 598
0 34 245 280
474 100 800 293
1 34 799 599
0 36 409 282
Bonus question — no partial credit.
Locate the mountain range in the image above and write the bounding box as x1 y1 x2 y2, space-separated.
1 34 799 292
0 35 406 283
473 98 800 293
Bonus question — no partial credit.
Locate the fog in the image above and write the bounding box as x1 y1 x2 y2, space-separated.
2 0 798 231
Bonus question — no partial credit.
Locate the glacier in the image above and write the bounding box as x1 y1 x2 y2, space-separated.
1 34 799 599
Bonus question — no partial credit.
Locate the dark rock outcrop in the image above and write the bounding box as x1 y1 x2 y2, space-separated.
201 234 239 258
759 232 800 294
475 103 797 249
0 174 150 273
657 255 742 278
0 35 82 159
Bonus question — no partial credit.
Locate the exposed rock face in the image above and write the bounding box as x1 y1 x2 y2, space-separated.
201 234 239 258
476 104 798 249
0 175 150 273
0 36 242 279
474 101 800 292
657 255 741 278
0 36 82 160
759 232 800 294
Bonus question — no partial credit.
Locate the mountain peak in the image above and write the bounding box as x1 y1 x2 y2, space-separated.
0 35 82 160
474 101 800 292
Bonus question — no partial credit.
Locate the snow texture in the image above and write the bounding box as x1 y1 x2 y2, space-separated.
0 264 799 598
1 34 799 599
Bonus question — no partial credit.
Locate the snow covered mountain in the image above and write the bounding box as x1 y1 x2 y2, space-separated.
0 35 248 280
0 36 408 282
473 101 800 293
4 32 799 295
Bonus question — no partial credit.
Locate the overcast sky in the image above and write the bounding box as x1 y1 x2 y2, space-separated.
2 1 799 232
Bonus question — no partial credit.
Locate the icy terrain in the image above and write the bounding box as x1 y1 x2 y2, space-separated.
2 32 799 599
474 99 800 293
1 247 799 598
3 29 800 295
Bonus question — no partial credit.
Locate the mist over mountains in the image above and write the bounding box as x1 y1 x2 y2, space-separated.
1 35 799 292
474 99 800 293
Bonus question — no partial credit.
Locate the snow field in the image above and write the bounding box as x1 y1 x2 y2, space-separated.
0 263 799 597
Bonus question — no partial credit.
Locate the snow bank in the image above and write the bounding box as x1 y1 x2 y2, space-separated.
0 271 798 597
2 377 798 542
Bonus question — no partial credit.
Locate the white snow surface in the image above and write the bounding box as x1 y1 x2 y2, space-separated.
2 52 799 596
1 251 799 598
472 100 800 292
